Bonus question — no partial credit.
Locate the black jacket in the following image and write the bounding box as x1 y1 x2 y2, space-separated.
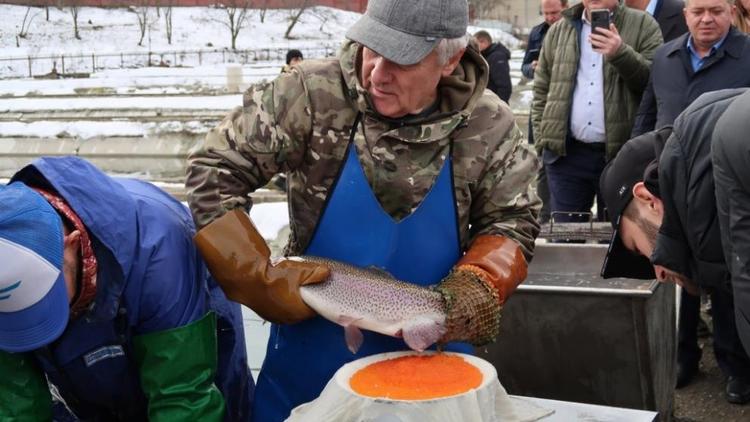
651 89 749 291
712 88 750 353
632 27 750 137
653 0 688 42
521 22 549 80
482 42 512 103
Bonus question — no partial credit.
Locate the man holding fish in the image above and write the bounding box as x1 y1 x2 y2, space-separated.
186 0 541 420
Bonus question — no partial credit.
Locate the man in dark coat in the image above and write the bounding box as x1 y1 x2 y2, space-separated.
522 0 567 224
628 0 750 389
474 30 512 103
713 88 750 368
522 0 568 80
626 0 689 42
600 88 750 404
632 0 750 136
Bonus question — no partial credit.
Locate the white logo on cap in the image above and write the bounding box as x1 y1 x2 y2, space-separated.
0 238 60 313
618 185 627 196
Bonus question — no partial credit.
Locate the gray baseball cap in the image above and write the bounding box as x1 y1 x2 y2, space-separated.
346 0 469 66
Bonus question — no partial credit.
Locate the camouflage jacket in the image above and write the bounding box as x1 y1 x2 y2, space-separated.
186 41 541 260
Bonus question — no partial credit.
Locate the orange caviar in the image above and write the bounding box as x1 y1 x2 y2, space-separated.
350 354 482 400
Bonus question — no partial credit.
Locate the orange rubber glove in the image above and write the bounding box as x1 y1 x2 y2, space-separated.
194 209 330 325
455 235 528 304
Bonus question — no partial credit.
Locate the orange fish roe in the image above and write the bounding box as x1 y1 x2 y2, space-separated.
350 354 483 400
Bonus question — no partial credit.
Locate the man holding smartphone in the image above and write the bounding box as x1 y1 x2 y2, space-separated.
531 0 662 225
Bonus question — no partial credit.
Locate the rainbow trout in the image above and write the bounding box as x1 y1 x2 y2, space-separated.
297 256 447 354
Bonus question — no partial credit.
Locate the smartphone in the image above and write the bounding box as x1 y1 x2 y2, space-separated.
590 9 611 34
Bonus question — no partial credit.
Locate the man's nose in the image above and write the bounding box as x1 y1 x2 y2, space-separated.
371 57 393 85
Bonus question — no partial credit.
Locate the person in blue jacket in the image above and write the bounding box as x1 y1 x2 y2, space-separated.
0 156 253 421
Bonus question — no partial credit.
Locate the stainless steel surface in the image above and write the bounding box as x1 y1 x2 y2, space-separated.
479 243 675 421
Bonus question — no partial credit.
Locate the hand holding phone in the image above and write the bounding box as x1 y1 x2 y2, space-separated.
590 9 610 35
589 9 622 58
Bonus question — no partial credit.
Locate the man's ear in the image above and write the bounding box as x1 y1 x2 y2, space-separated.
632 182 663 216
441 48 465 77
64 229 81 250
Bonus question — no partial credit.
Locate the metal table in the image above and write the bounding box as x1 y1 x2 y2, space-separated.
515 395 657 421
479 243 676 421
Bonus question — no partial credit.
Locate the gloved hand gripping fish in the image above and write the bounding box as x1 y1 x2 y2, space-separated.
297 257 447 354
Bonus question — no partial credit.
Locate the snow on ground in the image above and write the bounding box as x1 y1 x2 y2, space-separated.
249 201 289 242
1 4 520 76
0 93 241 110
1 5 359 58
0 64 281 96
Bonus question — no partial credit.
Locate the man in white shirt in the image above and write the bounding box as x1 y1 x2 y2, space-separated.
531 0 662 224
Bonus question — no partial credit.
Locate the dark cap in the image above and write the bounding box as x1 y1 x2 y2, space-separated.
286 49 303 65
599 128 671 279
345 0 469 66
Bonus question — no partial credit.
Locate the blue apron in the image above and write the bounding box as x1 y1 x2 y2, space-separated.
252 116 471 422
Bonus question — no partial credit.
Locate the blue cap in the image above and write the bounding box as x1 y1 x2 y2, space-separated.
0 182 70 352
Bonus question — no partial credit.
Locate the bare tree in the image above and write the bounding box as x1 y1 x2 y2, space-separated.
284 0 311 39
216 0 253 50
70 5 81 39
17 6 39 39
131 3 150 47
56 0 82 39
256 0 269 23
164 1 173 44
309 6 335 33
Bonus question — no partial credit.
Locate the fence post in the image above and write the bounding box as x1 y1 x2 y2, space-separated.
174 52 177 66
198 51 202 66
121 53 124 68
91 53 95 73
28 56 32 77
61 55 65 75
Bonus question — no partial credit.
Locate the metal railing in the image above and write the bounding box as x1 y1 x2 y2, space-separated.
0 45 338 79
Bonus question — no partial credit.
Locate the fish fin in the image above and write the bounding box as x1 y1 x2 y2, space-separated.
337 315 362 327
402 316 446 352
344 324 364 354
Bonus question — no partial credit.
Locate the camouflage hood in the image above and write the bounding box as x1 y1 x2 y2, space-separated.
338 40 490 129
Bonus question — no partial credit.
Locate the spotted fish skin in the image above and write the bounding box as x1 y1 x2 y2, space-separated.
298 256 446 353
